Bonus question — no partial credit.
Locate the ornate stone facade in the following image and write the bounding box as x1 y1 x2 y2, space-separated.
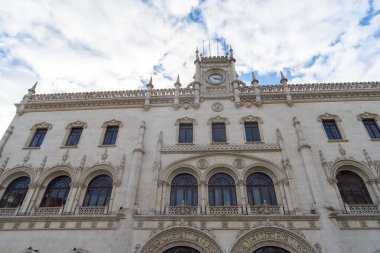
0 51 379 252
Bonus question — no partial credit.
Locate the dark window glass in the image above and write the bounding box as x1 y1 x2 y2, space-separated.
83 175 113 207
178 124 193 143
337 170 372 205
362 119 380 139
254 246 290 253
0 177 30 208
103 126 119 145
322 120 342 140
170 173 198 206
29 128 47 147
40 176 71 207
208 173 237 206
65 127 83 146
164 247 200 253
212 123 226 142
246 173 277 206
245 122 261 142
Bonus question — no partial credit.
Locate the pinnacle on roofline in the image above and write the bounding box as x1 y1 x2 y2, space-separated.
280 71 288 82
251 72 259 84
28 82 38 95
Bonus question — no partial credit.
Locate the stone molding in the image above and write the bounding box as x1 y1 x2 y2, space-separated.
230 225 319 253
138 226 224 253
161 143 280 153
207 115 230 125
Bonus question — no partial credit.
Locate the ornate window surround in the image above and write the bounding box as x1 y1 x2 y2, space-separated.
317 113 347 141
207 116 230 143
61 121 88 148
99 119 123 147
240 115 264 143
357 112 380 141
175 117 197 144
24 122 52 149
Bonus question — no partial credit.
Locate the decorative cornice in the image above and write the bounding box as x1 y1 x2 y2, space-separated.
16 81 380 112
161 143 281 153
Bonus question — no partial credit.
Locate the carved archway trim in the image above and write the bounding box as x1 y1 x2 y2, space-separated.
230 226 318 253
139 227 224 253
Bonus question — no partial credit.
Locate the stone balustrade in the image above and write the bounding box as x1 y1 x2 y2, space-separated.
0 208 18 216
77 206 108 215
166 206 200 216
248 205 283 215
33 207 63 216
345 204 380 215
207 206 242 215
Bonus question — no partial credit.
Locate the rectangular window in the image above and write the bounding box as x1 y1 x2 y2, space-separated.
29 129 48 147
212 123 227 142
244 122 261 142
103 126 119 145
362 119 380 139
65 127 83 146
178 123 193 143
322 120 342 140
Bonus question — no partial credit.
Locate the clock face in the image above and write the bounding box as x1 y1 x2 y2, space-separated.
208 73 223 85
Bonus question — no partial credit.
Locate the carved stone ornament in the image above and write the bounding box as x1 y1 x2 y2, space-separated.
139 227 224 253
66 120 88 129
357 112 380 121
207 115 229 125
234 158 245 169
30 121 52 130
197 159 209 170
240 115 263 124
102 119 123 128
175 117 197 125
317 113 341 122
230 226 319 253
212 102 223 112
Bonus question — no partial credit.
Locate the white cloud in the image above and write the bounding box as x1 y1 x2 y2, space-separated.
0 0 379 135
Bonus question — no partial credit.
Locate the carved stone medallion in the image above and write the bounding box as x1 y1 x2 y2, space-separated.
212 103 223 112
234 158 245 169
197 159 209 170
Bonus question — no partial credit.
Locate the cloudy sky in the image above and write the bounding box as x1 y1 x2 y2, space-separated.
0 0 379 135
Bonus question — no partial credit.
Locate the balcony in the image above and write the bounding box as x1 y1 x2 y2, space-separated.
76 206 109 215
248 205 283 215
207 206 242 215
166 206 200 216
0 208 19 216
33 207 63 216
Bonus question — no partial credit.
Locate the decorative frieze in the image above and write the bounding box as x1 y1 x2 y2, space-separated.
161 143 281 153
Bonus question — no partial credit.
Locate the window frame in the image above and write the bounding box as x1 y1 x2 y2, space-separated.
357 112 380 141
336 170 373 205
318 113 346 141
62 121 87 148
40 176 72 207
170 173 198 206
208 116 229 143
208 173 237 206
0 176 30 208
240 115 264 143
99 119 123 147
246 172 277 206
175 117 196 144
24 122 52 149
82 175 113 207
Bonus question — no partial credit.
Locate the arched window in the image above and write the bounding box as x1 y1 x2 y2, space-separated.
170 173 198 206
208 173 237 206
254 246 290 253
164 246 200 253
0 176 30 208
40 176 71 207
336 170 373 204
83 175 113 207
246 172 277 206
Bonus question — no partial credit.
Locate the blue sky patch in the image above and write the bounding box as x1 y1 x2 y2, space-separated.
359 0 380 26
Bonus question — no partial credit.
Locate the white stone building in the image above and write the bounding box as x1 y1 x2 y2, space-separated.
0 49 379 253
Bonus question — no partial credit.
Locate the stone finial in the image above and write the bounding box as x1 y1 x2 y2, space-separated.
280 71 288 84
229 46 234 59
28 82 38 95
251 72 259 85
174 75 181 88
147 76 153 89
195 47 199 61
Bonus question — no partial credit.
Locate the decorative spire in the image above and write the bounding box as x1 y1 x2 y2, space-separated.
251 72 259 84
280 71 288 83
195 47 199 61
229 46 234 59
174 75 181 88
28 82 37 95
147 76 153 89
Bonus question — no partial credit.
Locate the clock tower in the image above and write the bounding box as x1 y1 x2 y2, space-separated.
193 48 239 99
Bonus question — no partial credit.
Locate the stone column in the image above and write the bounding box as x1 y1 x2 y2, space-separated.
144 78 153 111
238 180 247 214
200 181 206 214
173 76 181 109
155 181 163 213
71 183 85 213
0 126 13 158
160 182 168 214
233 81 241 107
26 183 43 214
277 180 289 212
108 182 117 212
125 121 146 211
